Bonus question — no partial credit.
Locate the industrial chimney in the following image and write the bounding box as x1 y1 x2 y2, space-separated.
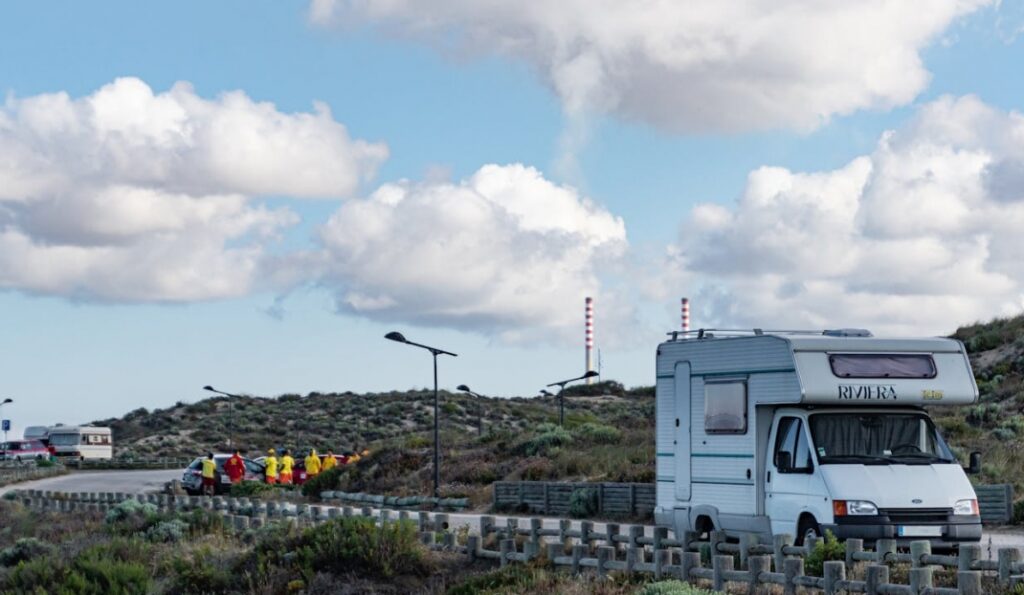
682 297 690 333
585 296 595 384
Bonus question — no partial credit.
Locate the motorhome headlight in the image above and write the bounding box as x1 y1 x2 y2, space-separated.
833 500 878 516
953 499 979 516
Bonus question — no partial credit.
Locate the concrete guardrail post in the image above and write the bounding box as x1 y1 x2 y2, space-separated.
999 548 1021 586
909 566 932 593
749 555 770 595
712 554 732 592
774 533 793 573
783 557 804 595
865 564 889 595
823 560 845 595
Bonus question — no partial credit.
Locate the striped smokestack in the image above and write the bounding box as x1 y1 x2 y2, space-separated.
681 297 690 333
585 296 595 384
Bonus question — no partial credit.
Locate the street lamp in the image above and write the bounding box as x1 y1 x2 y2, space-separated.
203 386 240 450
385 331 457 499
456 384 485 437
547 371 599 426
0 398 11 446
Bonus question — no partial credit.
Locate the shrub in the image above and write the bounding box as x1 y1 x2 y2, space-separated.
104 498 157 525
302 467 344 499
166 546 236 593
0 538 53 566
520 424 573 456
573 422 622 444
1014 500 1024 525
35 458 56 468
145 519 188 543
804 530 845 576
231 480 274 498
68 550 151 593
568 488 598 518
254 516 430 580
638 580 718 595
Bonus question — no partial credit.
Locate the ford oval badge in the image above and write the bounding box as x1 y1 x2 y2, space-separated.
912 499 923 504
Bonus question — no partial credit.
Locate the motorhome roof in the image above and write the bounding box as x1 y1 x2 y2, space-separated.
664 329 963 353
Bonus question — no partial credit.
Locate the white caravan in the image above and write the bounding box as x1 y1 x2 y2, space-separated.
47 426 113 460
654 329 982 549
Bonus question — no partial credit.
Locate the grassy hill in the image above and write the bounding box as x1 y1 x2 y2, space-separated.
94 382 656 505
94 313 1024 506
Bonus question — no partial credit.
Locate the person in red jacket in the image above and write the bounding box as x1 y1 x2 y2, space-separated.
224 450 246 485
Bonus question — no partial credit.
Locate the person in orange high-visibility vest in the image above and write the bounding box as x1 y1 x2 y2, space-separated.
279 450 295 485
264 449 279 485
304 449 321 479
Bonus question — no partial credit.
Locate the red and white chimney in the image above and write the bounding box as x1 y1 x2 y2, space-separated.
585 296 595 383
681 297 690 333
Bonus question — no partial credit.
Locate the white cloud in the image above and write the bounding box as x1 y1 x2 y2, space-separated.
0 77 386 301
668 95 1024 335
314 163 633 343
310 0 992 132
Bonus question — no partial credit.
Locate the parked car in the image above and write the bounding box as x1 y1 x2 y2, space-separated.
181 455 264 495
0 440 50 462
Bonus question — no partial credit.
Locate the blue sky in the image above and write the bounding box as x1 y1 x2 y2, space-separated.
1 1 1022 436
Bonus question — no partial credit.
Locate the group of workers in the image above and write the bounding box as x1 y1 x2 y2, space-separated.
263 448 338 484
199 448 369 495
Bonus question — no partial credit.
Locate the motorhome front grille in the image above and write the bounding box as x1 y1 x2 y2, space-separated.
881 508 952 523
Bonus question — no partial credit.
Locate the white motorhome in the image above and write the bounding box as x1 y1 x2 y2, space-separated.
655 329 982 549
47 426 113 460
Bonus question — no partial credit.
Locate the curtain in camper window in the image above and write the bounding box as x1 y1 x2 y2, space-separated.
829 354 936 379
810 413 950 460
704 381 746 434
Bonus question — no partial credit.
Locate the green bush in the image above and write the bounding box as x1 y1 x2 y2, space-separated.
805 530 845 576
0 538 53 566
520 423 573 456
446 564 536 595
145 519 188 543
104 499 157 525
167 546 236 593
1014 500 1024 524
230 480 274 498
254 516 430 580
573 422 622 444
35 458 56 468
568 488 597 518
638 580 718 595
302 467 344 499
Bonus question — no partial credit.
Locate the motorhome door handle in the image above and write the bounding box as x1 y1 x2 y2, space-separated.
746 469 751 480
767 471 771 483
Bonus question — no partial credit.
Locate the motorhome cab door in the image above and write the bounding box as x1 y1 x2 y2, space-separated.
765 413 815 539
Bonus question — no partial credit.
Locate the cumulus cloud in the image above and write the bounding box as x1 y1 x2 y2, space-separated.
313 163 633 343
668 95 1024 335
0 77 386 301
310 0 991 133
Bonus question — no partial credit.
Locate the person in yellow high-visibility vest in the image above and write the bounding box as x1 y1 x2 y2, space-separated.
279 450 295 485
304 448 321 479
264 449 279 485
322 450 337 472
201 452 217 496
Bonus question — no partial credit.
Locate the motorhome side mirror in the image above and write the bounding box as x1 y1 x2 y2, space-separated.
776 452 792 472
967 451 982 475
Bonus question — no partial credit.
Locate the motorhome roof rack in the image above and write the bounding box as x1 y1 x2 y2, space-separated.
666 328 873 341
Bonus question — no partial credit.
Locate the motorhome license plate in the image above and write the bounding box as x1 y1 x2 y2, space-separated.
898 526 942 537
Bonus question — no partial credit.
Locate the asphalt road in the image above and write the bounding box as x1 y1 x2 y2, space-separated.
6 470 1024 561
0 469 181 496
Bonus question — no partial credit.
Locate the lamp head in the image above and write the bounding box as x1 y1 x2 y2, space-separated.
456 384 471 392
203 386 215 392
583 370 599 379
1 398 11 404
385 331 407 343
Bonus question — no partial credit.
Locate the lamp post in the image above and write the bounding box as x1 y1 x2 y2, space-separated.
386 331 457 499
203 386 240 450
0 398 11 446
547 371 599 426
456 385 485 437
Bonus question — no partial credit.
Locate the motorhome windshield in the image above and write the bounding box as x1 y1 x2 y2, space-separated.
809 412 955 465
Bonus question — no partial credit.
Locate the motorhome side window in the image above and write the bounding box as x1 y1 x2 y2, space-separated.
774 417 812 472
829 353 936 379
704 381 747 434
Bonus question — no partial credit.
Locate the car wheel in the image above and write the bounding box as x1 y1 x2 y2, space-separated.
796 516 821 546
